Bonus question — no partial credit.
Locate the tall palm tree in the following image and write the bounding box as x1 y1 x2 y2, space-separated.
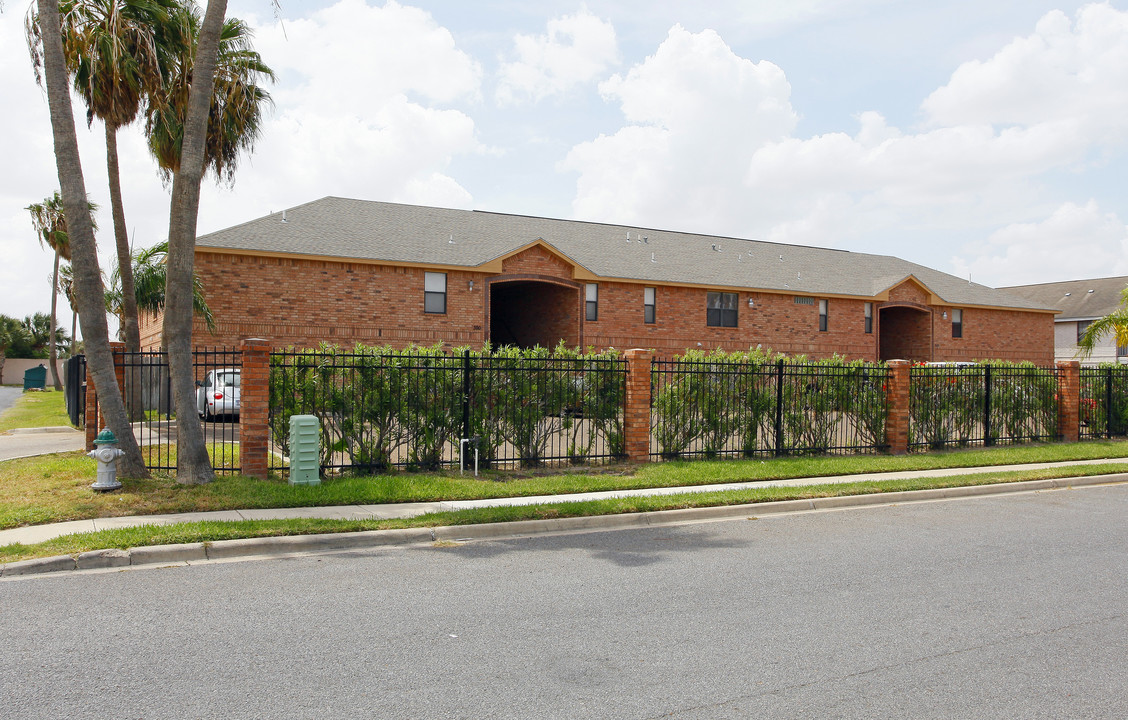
153 1 272 484
26 191 81 390
145 9 274 184
52 0 184 356
26 0 149 479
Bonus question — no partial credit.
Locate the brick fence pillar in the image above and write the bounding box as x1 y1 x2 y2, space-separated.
1056 360 1080 443
885 359 911 455
240 338 271 479
84 365 99 451
623 349 654 464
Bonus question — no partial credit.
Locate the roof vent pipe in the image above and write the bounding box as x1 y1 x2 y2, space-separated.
281 209 287 223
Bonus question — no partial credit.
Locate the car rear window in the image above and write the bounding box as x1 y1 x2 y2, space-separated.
217 372 241 388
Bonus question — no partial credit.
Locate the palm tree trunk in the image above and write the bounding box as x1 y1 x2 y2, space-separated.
36 0 149 479
106 124 142 354
49 249 62 391
164 0 227 484
106 124 144 421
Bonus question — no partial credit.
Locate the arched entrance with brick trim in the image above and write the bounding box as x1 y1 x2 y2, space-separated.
879 303 932 362
487 276 581 349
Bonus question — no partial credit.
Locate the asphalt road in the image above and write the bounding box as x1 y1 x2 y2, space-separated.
3 485 1128 719
0 386 21 417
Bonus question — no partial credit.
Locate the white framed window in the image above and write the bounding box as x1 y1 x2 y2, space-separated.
952 308 963 338
864 302 873 334
586 283 598 321
424 272 447 314
644 287 656 324
818 299 828 332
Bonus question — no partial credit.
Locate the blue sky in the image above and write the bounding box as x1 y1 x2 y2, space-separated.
2 0 1127 330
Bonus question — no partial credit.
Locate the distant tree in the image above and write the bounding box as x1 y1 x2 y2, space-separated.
26 191 84 389
21 312 69 359
1078 286 1128 360
0 315 31 383
57 262 80 354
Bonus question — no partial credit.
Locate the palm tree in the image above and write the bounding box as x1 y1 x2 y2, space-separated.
25 0 149 479
105 240 216 334
52 0 184 356
153 0 272 484
145 9 275 184
26 191 80 390
21 312 69 359
0 315 31 385
1078 286 1128 359
58 262 80 354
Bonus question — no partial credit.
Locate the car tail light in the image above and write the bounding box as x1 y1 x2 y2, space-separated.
214 393 224 400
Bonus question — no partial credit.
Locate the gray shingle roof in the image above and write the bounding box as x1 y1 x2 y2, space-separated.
1001 276 1128 320
196 196 1053 312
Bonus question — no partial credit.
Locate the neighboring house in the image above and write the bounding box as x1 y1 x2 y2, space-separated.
140 197 1056 363
1001 276 1128 366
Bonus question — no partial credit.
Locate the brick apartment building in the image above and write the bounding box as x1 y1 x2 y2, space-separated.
140 197 1056 363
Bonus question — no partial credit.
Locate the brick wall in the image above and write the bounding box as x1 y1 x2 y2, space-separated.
175 248 1054 363
184 252 489 349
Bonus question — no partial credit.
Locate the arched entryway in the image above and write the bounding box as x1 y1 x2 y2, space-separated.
488 278 580 349
879 304 932 362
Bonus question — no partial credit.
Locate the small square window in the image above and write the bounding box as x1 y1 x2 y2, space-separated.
952 308 963 338
424 272 446 314
818 299 828 332
586 283 598 321
644 287 656 324
864 302 873 334
1077 319 1092 344
706 292 738 328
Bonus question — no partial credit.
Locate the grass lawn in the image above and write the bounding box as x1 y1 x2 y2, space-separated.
0 389 71 432
4 439 1128 534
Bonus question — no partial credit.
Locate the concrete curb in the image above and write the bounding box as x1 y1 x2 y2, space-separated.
3 473 1126 579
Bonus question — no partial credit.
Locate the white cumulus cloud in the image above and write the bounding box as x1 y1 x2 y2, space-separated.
952 201 1128 287
562 3 1128 274
561 25 796 235
205 0 485 220
496 7 619 105
922 3 1128 147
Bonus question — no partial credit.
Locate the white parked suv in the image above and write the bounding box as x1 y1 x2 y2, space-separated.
196 369 241 421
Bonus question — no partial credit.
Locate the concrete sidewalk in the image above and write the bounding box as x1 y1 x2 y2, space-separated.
4 456 1127 548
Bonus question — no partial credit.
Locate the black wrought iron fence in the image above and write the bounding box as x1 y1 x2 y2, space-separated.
268 347 626 475
64 354 86 427
1079 366 1128 439
650 358 889 459
113 347 242 473
909 363 1059 450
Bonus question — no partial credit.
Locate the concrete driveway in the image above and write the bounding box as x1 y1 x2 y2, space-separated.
0 427 85 462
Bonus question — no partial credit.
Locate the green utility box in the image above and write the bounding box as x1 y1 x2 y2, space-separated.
23 365 47 391
288 414 321 486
